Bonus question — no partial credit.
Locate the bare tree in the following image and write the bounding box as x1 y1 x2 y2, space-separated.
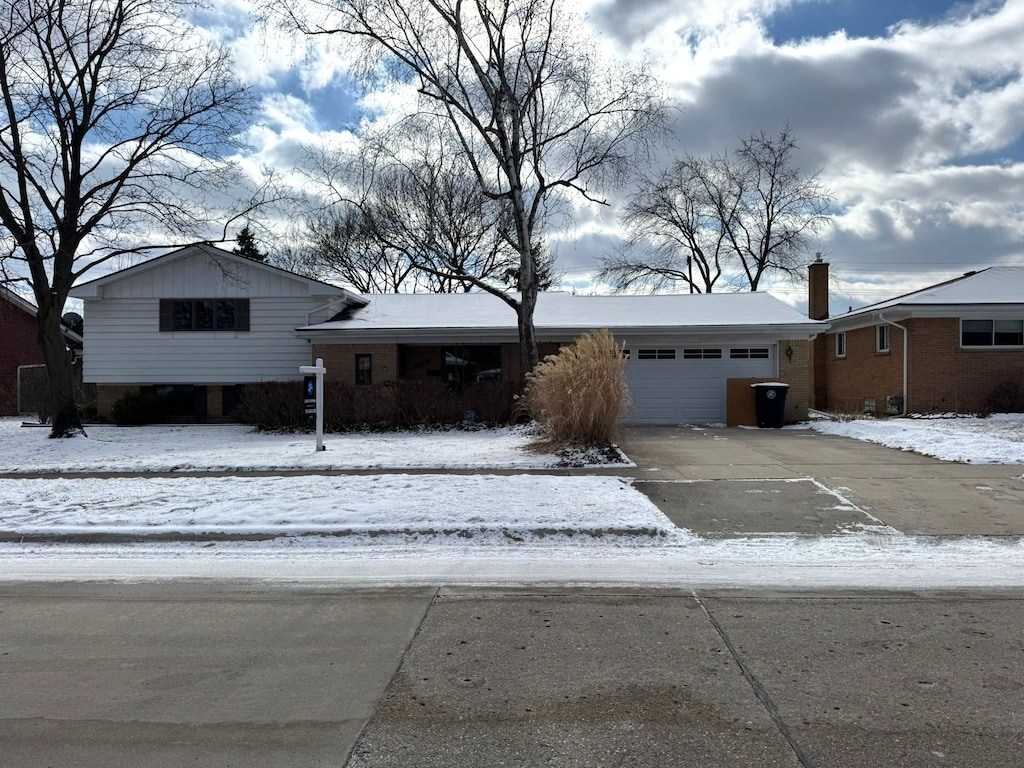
0 0 260 436
273 0 663 374
600 125 831 293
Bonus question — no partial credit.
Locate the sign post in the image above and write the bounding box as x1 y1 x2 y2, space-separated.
299 357 326 451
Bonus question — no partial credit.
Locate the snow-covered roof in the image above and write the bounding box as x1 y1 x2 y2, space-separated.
297 290 824 340
831 266 1024 323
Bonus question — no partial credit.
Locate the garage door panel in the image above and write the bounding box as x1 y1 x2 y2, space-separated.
624 348 775 424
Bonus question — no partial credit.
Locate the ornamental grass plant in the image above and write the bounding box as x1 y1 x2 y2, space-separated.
520 328 629 447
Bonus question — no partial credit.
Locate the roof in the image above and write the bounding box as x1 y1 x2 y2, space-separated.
69 244 366 303
297 290 826 340
0 284 38 318
1 285 84 346
831 266 1024 323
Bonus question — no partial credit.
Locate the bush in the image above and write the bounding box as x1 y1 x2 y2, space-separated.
981 381 1024 416
519 328 627 447
110 391 169 426
234 379 518 431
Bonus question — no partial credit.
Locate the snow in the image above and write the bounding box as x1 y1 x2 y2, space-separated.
2 416 1024 590
1 475 673 539
298 290 823 334
0 420 627 473
811 413 1024 464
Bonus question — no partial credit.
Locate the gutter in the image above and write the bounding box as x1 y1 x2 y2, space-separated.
878 312 908 416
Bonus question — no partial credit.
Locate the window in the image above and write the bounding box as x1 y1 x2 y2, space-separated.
159 299 249 332
442 345 503 386
876 324 890 353
637 349 676 360
355 354 372 385
682 348 722 359
729 347 770 359
835 333 846 358
962 319 1024 347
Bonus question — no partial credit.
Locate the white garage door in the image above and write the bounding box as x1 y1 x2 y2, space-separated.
624 346 775 425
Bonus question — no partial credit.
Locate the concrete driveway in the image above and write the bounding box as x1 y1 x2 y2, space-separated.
617 426 1024 537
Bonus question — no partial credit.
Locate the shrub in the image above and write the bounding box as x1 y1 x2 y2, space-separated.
981 381 1024 416
110 391 169 426
234 379 518 431
519 328 628 447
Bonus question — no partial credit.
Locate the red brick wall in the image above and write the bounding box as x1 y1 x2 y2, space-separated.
312 343 399 385
0 296 45 415
825 318 1024 415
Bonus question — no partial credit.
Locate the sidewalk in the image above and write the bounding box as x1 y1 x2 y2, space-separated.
3 582 1021 767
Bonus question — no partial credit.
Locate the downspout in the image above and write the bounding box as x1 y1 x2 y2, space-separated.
878 313 908 416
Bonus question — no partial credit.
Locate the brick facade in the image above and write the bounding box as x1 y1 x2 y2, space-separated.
312 343 400 385
0 295 45 415
96 384 141 416
776 338 810 423
824 318 1023 415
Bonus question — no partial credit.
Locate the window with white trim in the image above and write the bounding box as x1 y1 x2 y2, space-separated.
961 319 1024 347
835 332 846 358
682 348 722 359
876 324 890 353
637 349 676 360
729 347 770 359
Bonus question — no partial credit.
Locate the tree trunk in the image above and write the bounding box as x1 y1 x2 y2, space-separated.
518 285 540 379
36 303 84 438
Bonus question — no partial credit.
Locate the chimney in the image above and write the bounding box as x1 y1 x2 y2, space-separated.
808 253 829 320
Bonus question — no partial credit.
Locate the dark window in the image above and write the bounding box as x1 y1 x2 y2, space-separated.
962 319 1024 347
159 299 250 332
876 325 890 353
637 349 676 360
835 333 846 358
730 347 770 359
355 354 372 385
683 348 722 359
443 345 503 386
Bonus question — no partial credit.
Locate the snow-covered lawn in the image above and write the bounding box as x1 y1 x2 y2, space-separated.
0 419 629 473
811 413 1024 464
2 475 675 540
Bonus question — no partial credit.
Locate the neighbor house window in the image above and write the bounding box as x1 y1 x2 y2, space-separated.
159 299 249 332
961 319 1024 347
729 347 770 359
637 349 676 360
876 324 890 353
835 333 846 358
442 345 502 386
355 354 372 385
682 348 722 359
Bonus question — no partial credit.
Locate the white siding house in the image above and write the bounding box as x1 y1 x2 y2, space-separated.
70 245 363 419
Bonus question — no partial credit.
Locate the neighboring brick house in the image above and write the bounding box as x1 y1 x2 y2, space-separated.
0 286 84 416
810 263 1024 415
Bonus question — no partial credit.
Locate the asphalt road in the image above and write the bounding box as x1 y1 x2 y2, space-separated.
2 582 1022 767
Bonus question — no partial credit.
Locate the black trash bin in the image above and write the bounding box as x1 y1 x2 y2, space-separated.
751 382 789 428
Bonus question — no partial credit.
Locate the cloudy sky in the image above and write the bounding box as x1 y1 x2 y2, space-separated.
202 0 1024 314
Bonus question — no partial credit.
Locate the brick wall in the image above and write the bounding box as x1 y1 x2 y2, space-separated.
96 384 140 416
824 318 1023 415
776 338 810 423
824 323 904 415
0 297 45 415
312 343 399 385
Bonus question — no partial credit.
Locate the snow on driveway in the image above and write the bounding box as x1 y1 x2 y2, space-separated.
811 413 1024 464
0 420 628 473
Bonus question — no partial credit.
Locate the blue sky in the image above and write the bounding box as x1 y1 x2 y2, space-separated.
210 0 1024 314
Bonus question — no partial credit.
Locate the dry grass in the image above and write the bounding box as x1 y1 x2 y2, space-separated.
520 329 628 447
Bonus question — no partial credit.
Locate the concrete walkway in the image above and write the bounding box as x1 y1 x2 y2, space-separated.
2 582 1021 768
617 426 1024 536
